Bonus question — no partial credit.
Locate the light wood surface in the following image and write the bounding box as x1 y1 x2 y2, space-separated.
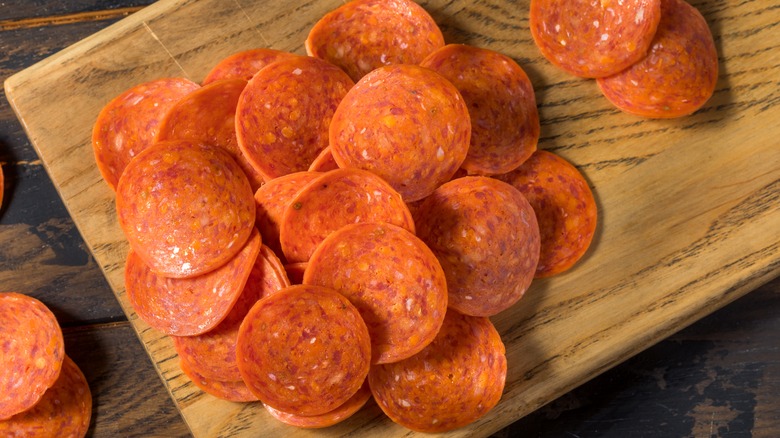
5 0 779 436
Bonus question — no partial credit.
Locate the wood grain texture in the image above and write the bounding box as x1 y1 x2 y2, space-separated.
4 0 779 436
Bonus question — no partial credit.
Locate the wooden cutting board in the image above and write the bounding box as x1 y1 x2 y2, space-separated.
5 0 779 436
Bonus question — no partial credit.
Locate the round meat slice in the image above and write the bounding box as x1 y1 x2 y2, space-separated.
0 356 91 436
279 168 415 263
413 176 540 317
92 77 199 190
308 146 339 172
304 222 448 364
369 310 507 433
421 44 539 175
180 360 258 403
254 171 322 261
172 244 290 381
125 229 262 336
236 56 354 182
202 48 297 85
264 380 372 429
496 150 597 278
116 140 256 278
529 0 661 78
236 284 371 416
155 78 264 191
330 64 471 202
283 262 307 285
306 0 445 82
0 292 65 420
597 0 718 118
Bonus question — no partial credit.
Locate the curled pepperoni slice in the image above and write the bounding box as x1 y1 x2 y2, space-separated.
92 77 199 190
308 146 339 172
236 284 371 416
264 380 372 429
236 56 354 182
306 0 445 82
413 176 540 317
330 64 471 202
421 44 540 175
368 310 507 433
201 48 297 85
496 150 597 278
180 360 258 403
116 140 256 278
597 0 718 118
304 222 448 364
125 229 261 336
530 0 661 78
0 292 65 420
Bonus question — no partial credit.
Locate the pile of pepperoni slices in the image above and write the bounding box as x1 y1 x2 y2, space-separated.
0 293 92 436
90 0 609 432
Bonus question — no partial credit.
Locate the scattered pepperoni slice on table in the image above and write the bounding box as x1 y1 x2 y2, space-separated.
116 140 256 278
201 48 297 85
597 0 718 118
92 77 200 190
264 380 372 429
306 0 445 82
0 292 65 420
529 0 662 78
421 44 540 175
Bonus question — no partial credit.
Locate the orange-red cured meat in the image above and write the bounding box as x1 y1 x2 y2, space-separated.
180 359 258 403
279 168 415 264
306 0 445 82
202 48 297 85
0 356 91 437
529 0 661 78
116 140 256 278
0 292 65 420
125 229 262 336
236 284 371 416
155 78 264 191
304 222 448 364
284 262 308 285
308 146 339 172
264 380 372 429
236 56 354 182
330 64 471 202
597 0 718 118
496 150 597 278
369 310 507 433
0 165 4 208
420 44 540 175
92 77 199 190
413 176 540 317
172 244 290 381
254 171 322 260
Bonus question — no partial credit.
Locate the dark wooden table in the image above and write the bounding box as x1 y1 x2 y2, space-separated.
1 2 778 436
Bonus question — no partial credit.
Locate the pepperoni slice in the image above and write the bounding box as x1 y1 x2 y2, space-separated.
597 0 718 118
92 78 200 190
308 146 339 172
172 244 290 380
0 292 65 420
304 222 448 364
0 356 91 436
236 284 371 416
413 176 540 317
283 262 307 285
420 44 540 175
201 48 297 85
155 78 264 191
0 165 4 208
125 229 261 336
368 310 507 433
253 171 322 261
496 150 597 278
529 0 661 78
306 0 445 82
236 56 354 182
279 168 415 263
330 64 471 202
180 359 258 403
264 380 372 429
116 140 256 278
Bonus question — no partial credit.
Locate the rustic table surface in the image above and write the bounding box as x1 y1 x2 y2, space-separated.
1 1 778 437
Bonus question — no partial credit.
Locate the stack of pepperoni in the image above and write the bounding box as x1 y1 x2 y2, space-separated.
529 0 718 117
0 292 92 436
91 0 598 432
